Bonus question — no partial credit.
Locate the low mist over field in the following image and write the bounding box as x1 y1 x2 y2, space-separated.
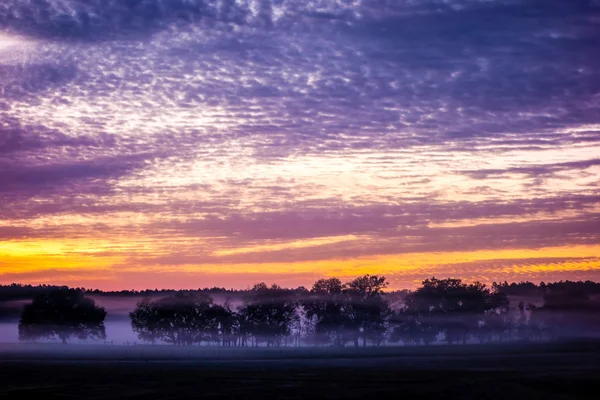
3 278 600 346
0 291 246 344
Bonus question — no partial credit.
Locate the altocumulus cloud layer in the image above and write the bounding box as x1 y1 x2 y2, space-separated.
1 0 600 289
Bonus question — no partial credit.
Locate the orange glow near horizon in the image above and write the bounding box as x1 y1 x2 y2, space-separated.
2 238 599 290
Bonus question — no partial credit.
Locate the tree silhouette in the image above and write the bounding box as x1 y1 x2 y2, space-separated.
389 312 436 346
19 288 107 344
128 298 162 344
208 302 239 346
238 283 298 347
344 275 390 347
130 292 218 345
527 286 600 340
303 278 347 346
399 277 509 345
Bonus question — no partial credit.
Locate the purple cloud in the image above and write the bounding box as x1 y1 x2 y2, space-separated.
1 0 600 286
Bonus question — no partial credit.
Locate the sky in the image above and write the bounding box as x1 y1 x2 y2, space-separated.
1 0 599 291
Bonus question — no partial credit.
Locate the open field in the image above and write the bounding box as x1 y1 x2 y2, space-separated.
1 342 600 399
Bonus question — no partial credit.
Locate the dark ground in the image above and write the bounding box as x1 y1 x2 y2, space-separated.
1 341 600 399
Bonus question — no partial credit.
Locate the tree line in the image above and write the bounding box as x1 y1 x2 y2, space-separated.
0 283 294 301
5 279 600 301
16 276 600 346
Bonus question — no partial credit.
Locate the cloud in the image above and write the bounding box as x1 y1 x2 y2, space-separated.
461 158 600 180
0 226 33 240
1 0 600 287
0 62 79 100
0 152 153 203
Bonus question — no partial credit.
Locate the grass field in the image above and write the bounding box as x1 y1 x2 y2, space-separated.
1 341 599 399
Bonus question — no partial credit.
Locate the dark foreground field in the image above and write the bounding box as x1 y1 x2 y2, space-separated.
1 342 600 399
